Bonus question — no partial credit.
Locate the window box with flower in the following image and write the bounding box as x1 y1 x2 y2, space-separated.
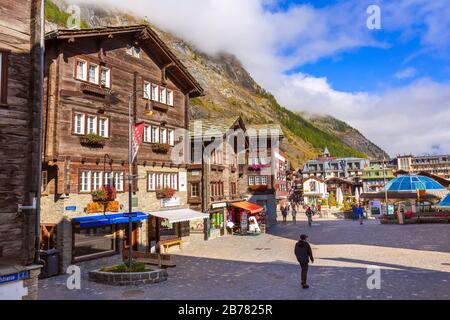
151 143 171 154
80 133 107 148
155 186 176 199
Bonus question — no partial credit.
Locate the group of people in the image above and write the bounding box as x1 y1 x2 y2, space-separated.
281 202 322 227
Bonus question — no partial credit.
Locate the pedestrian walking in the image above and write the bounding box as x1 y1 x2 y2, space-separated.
306 206 313 227
281 206 288 222
358 204 365 225
292 206 297 224
352 204 358 221
294 234 314 289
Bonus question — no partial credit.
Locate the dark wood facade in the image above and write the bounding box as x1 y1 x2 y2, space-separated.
0 0 41 266
43 26 203 197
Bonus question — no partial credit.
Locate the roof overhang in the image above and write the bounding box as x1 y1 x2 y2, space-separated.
45 25 204 97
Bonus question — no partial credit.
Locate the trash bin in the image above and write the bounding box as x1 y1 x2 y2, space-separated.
39 249 59 278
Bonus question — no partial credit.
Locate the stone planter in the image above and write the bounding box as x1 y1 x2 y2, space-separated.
89 268 168 286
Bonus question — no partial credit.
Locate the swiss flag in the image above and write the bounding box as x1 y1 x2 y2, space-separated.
132 122 145 163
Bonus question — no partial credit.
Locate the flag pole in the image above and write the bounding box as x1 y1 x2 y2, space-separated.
128 94 133 268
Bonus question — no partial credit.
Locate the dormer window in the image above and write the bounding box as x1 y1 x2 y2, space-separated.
126 45 141 58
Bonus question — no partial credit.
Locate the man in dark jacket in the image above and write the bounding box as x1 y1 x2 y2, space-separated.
294 234 314 289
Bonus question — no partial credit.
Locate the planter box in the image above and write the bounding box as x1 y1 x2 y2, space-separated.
151 143 170 154
89 268 168 286
80 136 106 148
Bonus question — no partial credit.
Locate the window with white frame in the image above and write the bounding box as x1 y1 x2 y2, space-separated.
74 112 109 138
144 125 152 143
76 60 87 81
80 171 91 192
151 126 160 143
88 64 99 84
148 173 156 191
191 183 199 197
74 113 85 135
249 176 255 186
100 67 111 88
148 172 178 191
126 45 141 58
104 172 114 187
93 172 103 190
159 87 167 104
87 115 97 134
151 84 158 101
261 176 268 185
168 129 175 146
160 127 167 144
114 172 124 192
143 81 151 99
167 90 174 106
99 117 109 138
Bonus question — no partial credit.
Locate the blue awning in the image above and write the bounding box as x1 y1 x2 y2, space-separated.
72 212 148 228
437 195 450 208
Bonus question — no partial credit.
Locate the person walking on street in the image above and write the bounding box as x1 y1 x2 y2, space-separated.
306 206 313 227
352 204 358 221
281 206 288 222
292 206 297 224
358 204 365 225
294 234 314 289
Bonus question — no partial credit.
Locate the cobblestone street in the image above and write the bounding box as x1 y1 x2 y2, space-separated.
39 216 450 300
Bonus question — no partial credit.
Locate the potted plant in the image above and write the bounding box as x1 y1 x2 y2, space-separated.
91 186 117 202
80 133 106 148
151 143 171 154
155 186 176 199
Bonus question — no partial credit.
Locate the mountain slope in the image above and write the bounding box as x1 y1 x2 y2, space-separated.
45 0 388 168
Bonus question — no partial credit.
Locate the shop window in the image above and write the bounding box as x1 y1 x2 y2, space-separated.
73 225 117 262
40 225 57 250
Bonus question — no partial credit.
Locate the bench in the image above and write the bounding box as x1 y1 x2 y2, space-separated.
160 238 182 253
123 250 176 268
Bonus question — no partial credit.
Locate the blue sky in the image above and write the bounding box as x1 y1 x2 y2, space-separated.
270 0 450 93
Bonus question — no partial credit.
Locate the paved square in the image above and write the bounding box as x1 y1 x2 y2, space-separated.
39 216 450 300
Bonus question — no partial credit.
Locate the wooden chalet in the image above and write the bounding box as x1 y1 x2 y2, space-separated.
40 25 203 270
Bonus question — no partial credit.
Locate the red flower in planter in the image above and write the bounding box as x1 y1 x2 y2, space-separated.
155 186 176 199
91 186 117 202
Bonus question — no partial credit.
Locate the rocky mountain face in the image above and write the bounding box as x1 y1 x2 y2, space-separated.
46 0 389 168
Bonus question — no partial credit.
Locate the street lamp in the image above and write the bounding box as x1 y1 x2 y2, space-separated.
126 91 152 268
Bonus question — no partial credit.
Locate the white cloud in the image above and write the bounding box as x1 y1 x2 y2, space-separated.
73 0 450 156
394 67 417 79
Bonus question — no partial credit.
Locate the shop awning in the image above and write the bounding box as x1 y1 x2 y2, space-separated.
436 194 450 208
72 212 148 229
150 208 209 223
230 201 264 214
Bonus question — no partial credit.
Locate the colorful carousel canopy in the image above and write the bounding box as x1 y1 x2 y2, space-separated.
383 175 445 192
436 194 450 208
